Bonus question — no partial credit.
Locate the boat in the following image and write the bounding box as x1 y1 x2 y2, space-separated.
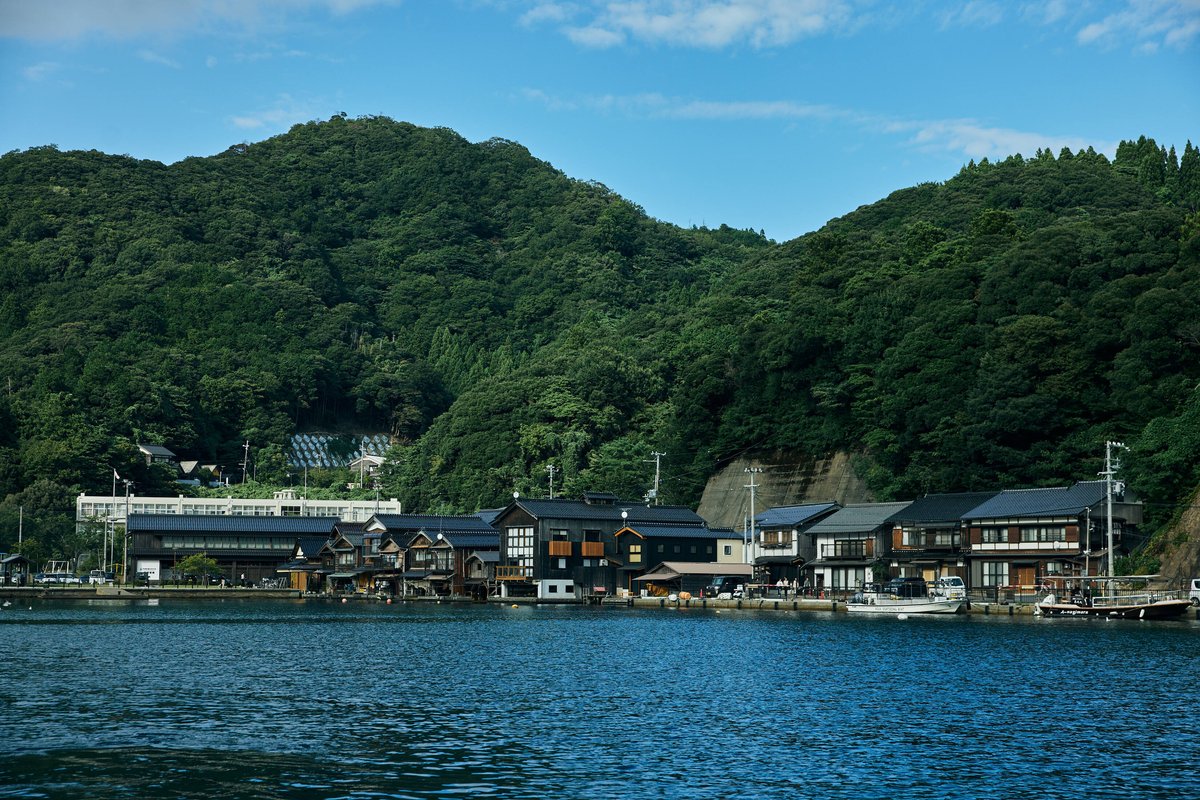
847 578 965 615
1035 576 1191 620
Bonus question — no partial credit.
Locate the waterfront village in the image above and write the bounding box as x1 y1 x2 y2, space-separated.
0 438 1160 609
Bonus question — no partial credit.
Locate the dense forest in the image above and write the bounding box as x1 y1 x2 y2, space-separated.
1 116 1198 567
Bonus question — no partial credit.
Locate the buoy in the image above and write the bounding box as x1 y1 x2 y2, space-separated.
511 604 518 608
897 613 909 620
341 597 348 603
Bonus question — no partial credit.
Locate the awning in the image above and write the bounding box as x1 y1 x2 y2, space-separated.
329 572 358 579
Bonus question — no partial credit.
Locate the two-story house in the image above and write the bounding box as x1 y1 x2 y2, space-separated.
490 492 706 601
751 502 841 586
364 513 500 598
612 523 741 595
884 492 998 586
803 502 912 594
959 480 1139 595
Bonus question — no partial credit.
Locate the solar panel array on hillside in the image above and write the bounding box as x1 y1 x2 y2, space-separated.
289 433 390 469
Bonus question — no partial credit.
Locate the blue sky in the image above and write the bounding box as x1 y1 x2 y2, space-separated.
2 1 1197 242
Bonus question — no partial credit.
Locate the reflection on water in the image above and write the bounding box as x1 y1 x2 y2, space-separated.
2 601 1198 799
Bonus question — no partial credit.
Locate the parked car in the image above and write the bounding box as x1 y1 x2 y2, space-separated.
933 576 967 600
702 575 747 599
1188 578 1200 606
88 569 115 585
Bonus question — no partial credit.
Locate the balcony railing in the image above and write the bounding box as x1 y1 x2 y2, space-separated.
495 565 532 581
581 541 604 558
548 540 572 557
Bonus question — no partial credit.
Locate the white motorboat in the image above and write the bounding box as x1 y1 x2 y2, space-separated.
846 578 965 614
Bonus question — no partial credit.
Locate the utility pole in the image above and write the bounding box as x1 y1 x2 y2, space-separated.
647 451 665 505
546 463 559 499
744 467 764 572
1103 440 1126 597
242 440 250 485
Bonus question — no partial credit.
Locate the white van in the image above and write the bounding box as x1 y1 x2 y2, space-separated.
1188 578 1200 606
933 576 967 600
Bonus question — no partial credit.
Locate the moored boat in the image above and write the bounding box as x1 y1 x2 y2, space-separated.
847 577 965 615
1035 580 1191 620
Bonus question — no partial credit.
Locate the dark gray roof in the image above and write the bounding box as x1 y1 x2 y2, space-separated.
475 508 503 526
294 536 330 558
127 514 336 534
372 514 496 534
138 444 177 457
961 481 1107 520
884 492 1000 525
512 499 704 525
620 524 728 540
434 531 500 549
806 502 913 535
756 502 840 529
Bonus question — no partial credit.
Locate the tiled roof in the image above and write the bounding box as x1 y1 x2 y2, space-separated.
619 524 727 540
756 502 840 529
885 492 1000 524
371 514 497 534
513 498 704 525
127 514 336 534
435 531 500 549
806 502 913 535
961 481 1107 520
294 536 331 558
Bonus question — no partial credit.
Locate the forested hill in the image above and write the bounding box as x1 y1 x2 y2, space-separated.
1 117 1198 543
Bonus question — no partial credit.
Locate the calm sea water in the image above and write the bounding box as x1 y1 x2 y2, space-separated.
1 599 1198 799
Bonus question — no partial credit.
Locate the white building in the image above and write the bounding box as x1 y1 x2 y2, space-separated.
77 489 401 525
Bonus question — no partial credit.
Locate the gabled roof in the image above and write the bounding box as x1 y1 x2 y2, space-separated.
370 514 496 535
127 514 337 535
885 492 1000 525
638 561 753 579
138 444 177 458
294 536 331 558
615 524 727 540
508 498 704 525
756 502 840 529
961 481 1108 520
806 502 913 535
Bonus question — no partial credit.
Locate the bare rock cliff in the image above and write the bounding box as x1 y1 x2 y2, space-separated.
696 450 874 531
1155 485 1200 587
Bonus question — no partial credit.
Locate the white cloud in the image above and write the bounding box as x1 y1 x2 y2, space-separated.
229 93 317 129
523 87 1114 162
1073 0 1200 50
939 1 1005 29
21 61 62 81
138 50 183 69
891 119 1115 160
528 0 856 49
0 0 398 41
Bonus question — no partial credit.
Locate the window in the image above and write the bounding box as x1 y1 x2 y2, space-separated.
547 584 558 594
981 527 1006 544
629 544 642 563
557 558 566 570
983 562 1009 586
506 526 534 568
724 545 732 556
1020 525 1066 543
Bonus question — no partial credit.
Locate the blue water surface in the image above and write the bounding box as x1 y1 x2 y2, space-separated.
1 599 1197 799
